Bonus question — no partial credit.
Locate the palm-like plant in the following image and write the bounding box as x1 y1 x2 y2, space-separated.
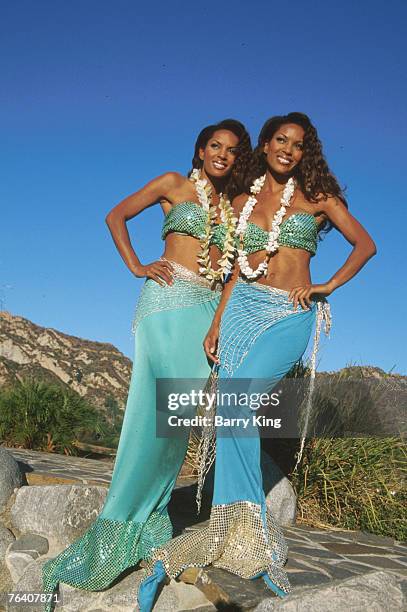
0 378 109 454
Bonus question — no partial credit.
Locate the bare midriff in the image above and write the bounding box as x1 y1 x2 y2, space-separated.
162 234 312 290
244 246 312 291
162 233 222 274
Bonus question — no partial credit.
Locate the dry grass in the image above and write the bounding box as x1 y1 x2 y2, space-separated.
293 437 406 541
182 364 407 541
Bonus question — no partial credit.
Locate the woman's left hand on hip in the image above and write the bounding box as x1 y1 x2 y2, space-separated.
289 283 333 311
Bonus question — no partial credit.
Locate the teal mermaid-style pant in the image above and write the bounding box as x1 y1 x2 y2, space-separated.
42 262 221 610
139 279 330 610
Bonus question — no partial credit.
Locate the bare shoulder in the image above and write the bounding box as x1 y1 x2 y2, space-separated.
232 193 249 214
317 194 346 214
157 171 188 191
148 171 190 204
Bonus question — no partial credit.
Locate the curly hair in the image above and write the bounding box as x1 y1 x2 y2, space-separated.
246 113 347 232
190 119 252 200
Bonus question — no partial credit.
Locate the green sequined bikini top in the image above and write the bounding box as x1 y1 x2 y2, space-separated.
161 201 226 250
243 212 318 256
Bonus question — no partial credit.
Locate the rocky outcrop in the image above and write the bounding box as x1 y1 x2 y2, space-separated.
6 558 48 612
0 524 15 560
0 447 24 513
5 534 49 583
261 452 296 526
253 570 406 610
2 467 406 612
7 556 214 612
0 311 132 411
11 485 107 547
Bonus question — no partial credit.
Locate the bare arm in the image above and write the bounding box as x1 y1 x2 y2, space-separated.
290 196 377 309
105 172 185 284
321 196 377 290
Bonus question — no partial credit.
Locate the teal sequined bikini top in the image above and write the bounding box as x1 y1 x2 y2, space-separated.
242 212 318 256
161 201 226 250
162 204 318 255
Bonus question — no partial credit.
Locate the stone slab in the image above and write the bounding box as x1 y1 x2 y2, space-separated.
11 485 107 547
352 531 396 546
25 473 108 487
289 546 343 561
0 449 24 512
339 555 407 572
306 562 361 581
288 571 332 588
5 550 37 583
6 447 197 491
0 526 15 561
253 570 405 611
319 542 395 556
284 558 316 572
9 535 48 556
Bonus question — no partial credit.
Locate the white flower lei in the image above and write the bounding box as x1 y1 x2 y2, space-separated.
189 168 237 282
236 175 296 279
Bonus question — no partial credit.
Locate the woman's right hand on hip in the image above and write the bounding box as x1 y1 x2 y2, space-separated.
133 260 174 285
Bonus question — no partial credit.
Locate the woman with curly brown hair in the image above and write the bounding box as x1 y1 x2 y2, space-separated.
138 112 376 609
42 119 252 610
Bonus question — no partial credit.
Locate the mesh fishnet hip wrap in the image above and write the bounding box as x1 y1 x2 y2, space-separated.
132 258 221 333
195 279 331 509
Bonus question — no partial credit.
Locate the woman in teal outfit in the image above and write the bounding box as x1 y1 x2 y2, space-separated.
42 119 252 609
138 113 377 610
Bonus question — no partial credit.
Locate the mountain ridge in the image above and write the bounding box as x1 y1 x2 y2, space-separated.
1 310 405 433
0 311 132 412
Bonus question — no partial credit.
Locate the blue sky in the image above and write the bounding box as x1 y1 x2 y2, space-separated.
2 0 406 374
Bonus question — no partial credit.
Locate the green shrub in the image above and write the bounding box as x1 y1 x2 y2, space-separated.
0 378 110 454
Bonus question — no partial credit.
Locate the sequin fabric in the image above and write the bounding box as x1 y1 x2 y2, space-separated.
145 500 290 595
162 202 206 241
244 213 318 256
132 258 221 333
42 510 172 612
161 201 228 250
210 221 237 251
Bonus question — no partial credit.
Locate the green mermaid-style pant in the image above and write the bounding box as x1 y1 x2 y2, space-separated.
138 279 331 609
42 262 221 609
